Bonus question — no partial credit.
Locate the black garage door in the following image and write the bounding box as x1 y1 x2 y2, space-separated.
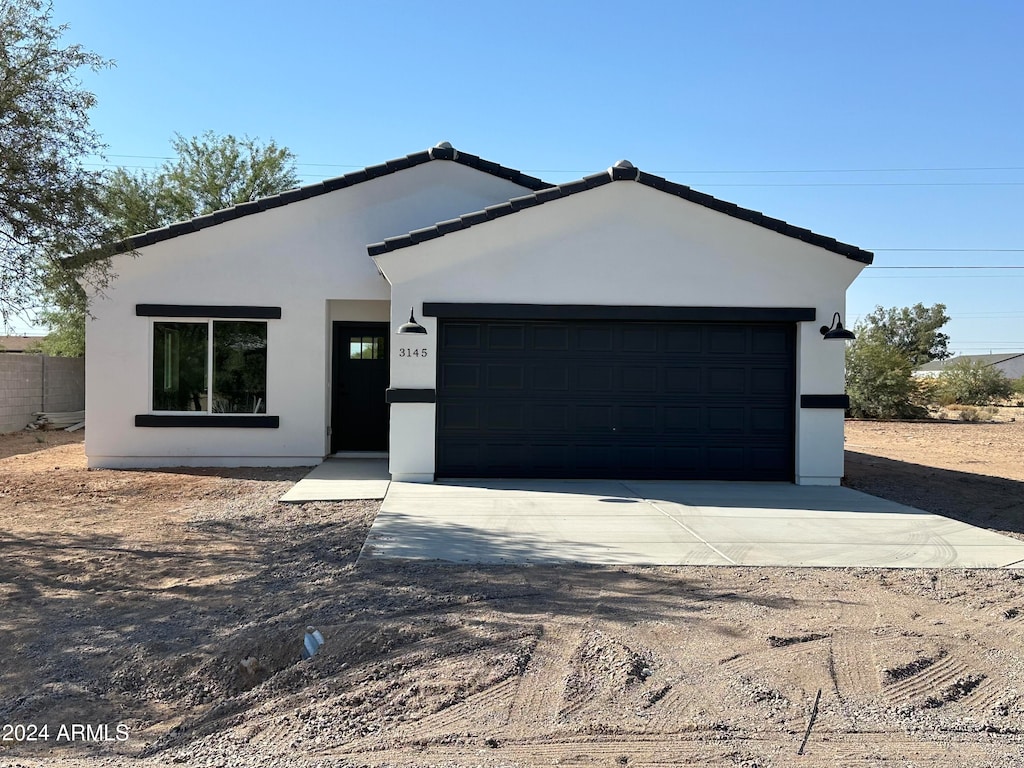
435 320 795 480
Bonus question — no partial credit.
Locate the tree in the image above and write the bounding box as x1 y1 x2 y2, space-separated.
845 333 928 419
41 132 300 355
103 132 300 238
861 303 951 367
937 359 1013 406
0 0 114 329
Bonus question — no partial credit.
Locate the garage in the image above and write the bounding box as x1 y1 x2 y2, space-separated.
435 315 796 480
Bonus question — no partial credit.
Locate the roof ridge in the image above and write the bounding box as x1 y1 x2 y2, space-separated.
112 145 550 254
368 162 874 264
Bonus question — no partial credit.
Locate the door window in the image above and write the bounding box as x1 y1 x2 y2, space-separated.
349 336 385 360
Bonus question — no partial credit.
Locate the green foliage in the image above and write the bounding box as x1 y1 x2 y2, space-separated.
936 359 1013 405
845 333 928 419
37 278 85 356
102 132 301 238
40 132 301 353
0 0 115 327
862 303 951 367
1013 376 1024 396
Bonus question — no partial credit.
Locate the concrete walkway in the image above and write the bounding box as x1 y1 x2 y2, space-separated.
359 479 1024 568
280 459 390 502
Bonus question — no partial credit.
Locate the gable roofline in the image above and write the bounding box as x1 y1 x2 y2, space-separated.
367 160 874 264
915 352 1024 372
111 144 550 254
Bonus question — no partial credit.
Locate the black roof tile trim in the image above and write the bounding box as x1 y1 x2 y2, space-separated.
110 147 549 254
368 167 874 264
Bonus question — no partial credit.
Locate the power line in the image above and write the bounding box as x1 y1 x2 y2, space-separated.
859 274 1024 279
697 182 1024 187
870 248 1024 252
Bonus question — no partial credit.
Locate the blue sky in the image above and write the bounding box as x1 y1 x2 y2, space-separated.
16 0 1024 354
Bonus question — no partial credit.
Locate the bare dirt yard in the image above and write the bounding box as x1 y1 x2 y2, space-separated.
2 422 1024 768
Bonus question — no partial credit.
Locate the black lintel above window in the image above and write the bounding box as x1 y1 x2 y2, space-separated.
136 304 281 319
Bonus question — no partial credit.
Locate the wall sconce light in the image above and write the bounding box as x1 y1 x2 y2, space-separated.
819 312 856 341
397 307 427 335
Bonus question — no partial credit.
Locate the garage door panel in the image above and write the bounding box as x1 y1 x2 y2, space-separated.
752 326 790 353
531 364 569 390
751 446 791 472
708 327 747 354
665 406 702 432
436 320 794 480
666 327 702 353
441 363 480 389
485 403 525 430
443 323 481 349
486 365 524 390
751 367 789 394
751 407 788 433
533 325 570 350
620 405 657 431
578 326 614 351
577 404 614 430
708 367 746 393
666 367 702 394
623 367 657 392
439 403 479 430
577 444 617 469
623 326 659 352
488 324 525 349
707 446 745 471
707 407 746 432
577 366 613 391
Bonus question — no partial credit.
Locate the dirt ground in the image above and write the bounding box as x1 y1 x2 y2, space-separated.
1 424 1024 768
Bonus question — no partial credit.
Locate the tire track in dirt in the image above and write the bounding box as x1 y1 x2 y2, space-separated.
330 731 1024 767
505 620 582 729
828 598 882 705
880 652 970 705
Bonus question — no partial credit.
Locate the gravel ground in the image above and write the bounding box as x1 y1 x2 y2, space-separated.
1 424 1023 767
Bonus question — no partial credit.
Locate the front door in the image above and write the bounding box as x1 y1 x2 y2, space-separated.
331 322 389 452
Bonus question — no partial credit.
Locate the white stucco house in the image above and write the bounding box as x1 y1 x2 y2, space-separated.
85 143 872 485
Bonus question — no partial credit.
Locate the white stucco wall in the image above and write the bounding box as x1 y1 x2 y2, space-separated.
85 160 537 468
375 179 866 484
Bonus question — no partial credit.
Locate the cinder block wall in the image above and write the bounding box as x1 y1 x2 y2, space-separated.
0 355 85 433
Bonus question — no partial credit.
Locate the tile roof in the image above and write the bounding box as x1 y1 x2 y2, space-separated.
368 161 874 264
112 145 550 254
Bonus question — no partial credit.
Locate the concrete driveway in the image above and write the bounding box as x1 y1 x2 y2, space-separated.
359 480 1024 568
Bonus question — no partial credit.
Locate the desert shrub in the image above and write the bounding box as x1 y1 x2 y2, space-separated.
937 359 1013 405
1013 376 1024 396
846 335 928 419
914 376 942 406
958 406 984 422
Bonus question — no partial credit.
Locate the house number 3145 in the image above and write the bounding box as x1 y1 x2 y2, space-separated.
398 348 428 358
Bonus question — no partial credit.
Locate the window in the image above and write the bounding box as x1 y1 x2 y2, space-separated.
153 321 267 414
349 336 385 360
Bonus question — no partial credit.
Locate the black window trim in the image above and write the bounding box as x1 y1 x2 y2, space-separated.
137 304 281 319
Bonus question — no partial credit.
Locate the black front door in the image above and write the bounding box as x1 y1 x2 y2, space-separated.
331 322 389 452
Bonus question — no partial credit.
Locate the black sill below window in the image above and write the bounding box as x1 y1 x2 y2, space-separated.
135 415 279 428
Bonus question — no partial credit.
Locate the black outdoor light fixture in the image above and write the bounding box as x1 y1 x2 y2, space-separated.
397 307 427 335
820 312 856 341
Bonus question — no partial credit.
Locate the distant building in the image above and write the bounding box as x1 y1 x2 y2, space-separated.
0 336 45 353
914 353 1024 379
